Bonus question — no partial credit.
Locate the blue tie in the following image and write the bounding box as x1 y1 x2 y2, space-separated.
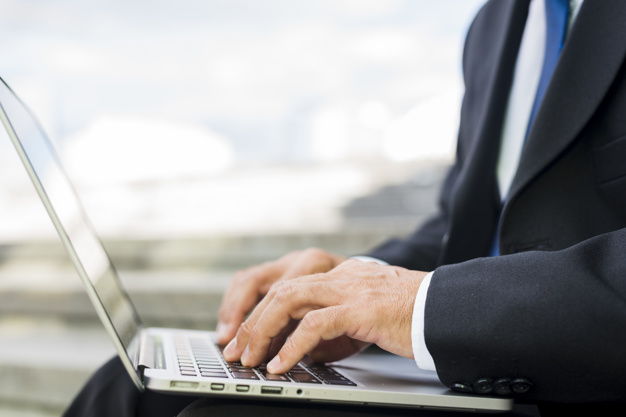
525 0 570 136
490 0 569 257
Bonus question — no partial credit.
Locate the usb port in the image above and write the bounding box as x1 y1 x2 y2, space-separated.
261 386 283 395
210 383 225 391
171 381 199 389
236 385 250 392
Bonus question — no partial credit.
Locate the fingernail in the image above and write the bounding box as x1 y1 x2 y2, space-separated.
217 322 232 341
216 322 225 339
241 346 250 364
267 355 281 374
223 337 237 359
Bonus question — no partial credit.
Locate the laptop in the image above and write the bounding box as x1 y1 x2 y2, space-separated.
0 76 512 413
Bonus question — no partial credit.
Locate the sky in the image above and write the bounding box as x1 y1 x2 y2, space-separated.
0 0 487 239
0 0 485 167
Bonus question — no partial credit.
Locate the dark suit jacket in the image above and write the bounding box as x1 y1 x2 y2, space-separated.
368 0 626 404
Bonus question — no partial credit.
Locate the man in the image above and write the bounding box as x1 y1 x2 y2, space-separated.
65 0 626 415
214 0 626 409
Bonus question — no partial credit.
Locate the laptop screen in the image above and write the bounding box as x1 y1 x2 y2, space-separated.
0 78 143 369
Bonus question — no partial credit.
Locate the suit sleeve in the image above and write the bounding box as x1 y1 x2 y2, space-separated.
425 228 626 403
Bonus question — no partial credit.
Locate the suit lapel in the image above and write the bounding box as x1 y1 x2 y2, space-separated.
441 0 529 264
506 0 626 204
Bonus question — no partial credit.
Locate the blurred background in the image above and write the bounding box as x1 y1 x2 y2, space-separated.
0 0 484 415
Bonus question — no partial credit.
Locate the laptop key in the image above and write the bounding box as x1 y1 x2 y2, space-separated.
231 372 260 380
230 367 255 373
262 373 290 382
200 372 228 378
200 365 223 370
289 373 322 383
325 379 357 386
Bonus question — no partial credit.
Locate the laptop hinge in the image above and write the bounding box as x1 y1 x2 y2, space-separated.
137 332 166 372
138 331 155 372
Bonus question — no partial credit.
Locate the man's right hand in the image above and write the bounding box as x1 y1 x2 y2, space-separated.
216 248 347 346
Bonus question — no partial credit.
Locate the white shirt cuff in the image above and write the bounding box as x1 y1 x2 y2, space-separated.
412 271 436 371
350 256 389 265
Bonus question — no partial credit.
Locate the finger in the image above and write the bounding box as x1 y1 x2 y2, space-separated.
267 306 348 374
266 319 298 361
230 276 338 365
218 250 345 346
217 261 286 345
280 248 345 281
221 279 284 361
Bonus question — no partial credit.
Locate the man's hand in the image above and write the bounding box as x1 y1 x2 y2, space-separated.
216 248 347 346
222 259 427 374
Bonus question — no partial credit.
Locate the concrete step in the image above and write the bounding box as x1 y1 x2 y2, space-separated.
0 269 229 415
0 231 401 328
0 231 400 272
0 268 231 330
0 406 57 417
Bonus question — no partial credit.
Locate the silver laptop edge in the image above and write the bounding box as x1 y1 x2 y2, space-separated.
0 77 512 413
0 78 146 391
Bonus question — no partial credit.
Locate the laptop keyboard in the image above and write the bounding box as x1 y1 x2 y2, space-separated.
175 337 356 386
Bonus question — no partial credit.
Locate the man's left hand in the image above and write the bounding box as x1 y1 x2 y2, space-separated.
222 259 427 374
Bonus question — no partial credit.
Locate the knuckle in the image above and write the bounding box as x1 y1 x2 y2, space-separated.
270 280 295 297
266 280 283 298
302 247 327 263
235 268 261 285
344 258 361 266
238 320 254 337
248 326 260 342
302 247 323 256
300 310 325 334
303 248 342 273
